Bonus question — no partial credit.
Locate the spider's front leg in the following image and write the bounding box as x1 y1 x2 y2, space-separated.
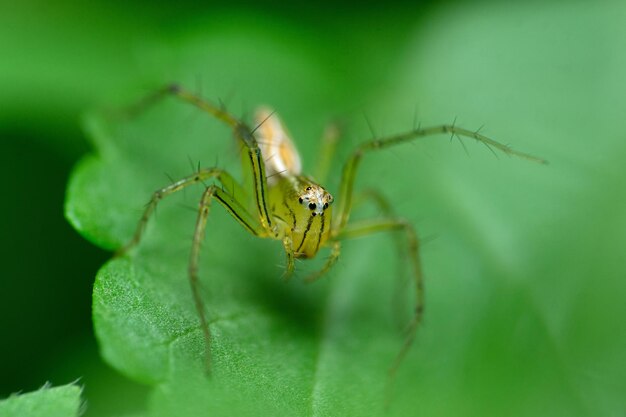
189 183 267 372
116 165 266 372
116 168 248 256
281 235 296 280
331 122 545 375
304 240 341 283
113 84 276 237
115 85 284 372
169 85 276 235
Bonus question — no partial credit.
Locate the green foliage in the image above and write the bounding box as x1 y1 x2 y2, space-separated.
0 384 82 417
61 3 626 417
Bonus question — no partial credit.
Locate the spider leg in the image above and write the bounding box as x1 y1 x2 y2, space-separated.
112 86 281 372
302 178 408 287
116 168 254 256
281 235 296 281
112 84 276 236
168 85 275 235
353 189 408 330
335 218 422 378
333 124 547 232
109 84 240 128
190 184 267 372
313 121 341 184
302 190 404 284
304 240 341 283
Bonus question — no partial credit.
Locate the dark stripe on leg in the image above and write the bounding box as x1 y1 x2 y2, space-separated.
214 193 258 236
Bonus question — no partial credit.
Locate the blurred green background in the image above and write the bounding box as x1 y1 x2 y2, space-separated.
1 1 625 416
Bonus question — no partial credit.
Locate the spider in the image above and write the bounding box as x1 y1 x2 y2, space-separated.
117 84 545 376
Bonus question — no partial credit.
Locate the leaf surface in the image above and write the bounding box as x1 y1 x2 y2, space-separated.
66 5 626 417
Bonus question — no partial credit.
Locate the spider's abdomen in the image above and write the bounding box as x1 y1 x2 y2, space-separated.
255 107 302 185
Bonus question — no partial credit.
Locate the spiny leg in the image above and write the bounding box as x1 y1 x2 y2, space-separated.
336 218 422 377
112 84 275 236
330 121 545 374
304 240 341 283
168 85 275 235
313 122 341 184
111 86 279 372
107 84 239 127
116 168 247 256
295 190 400 285
281 235 296 281
353 189 404 260
354 189 409 329
190 184 267 372
333 124 547 232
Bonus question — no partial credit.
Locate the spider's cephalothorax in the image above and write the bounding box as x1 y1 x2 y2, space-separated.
118 84 545 377
270 177 334 258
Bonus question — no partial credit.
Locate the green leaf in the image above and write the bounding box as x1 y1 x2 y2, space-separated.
0 383 82 417
66 4 626 417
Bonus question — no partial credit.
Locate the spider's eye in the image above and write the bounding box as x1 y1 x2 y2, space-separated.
323 203 329 209
298 197 303 203
309 203 316 210
306 186 312 191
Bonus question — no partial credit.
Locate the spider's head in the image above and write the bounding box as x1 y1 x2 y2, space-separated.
298 185 333 217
